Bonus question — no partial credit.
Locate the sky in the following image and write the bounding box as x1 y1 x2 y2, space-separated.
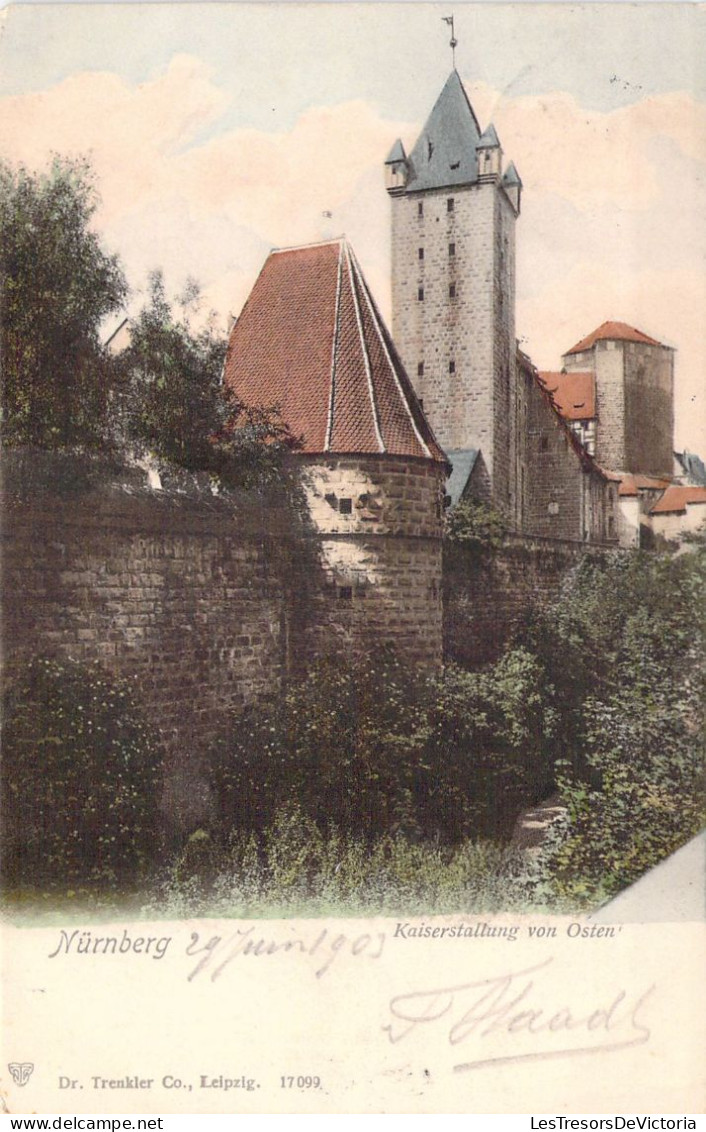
1 1 704 453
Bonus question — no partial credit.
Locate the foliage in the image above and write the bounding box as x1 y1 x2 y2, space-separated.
1 157 127 450
209 648 557 850
1 657 162 891
148 805 533 918
120 271 298 489
444 496 506 552
531 546 706 901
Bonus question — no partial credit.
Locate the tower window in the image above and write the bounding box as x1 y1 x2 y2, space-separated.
339 498 353 515
448 242 455 257
447 198 455 212
449 284 456 298
449 361 456 374
338 585 353 601
417 201 424 218
418 287 424 301
418 247 424 260
417 362 424 377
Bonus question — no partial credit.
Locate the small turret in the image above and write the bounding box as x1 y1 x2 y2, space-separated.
502 161 522 215
385 139 409 194
476 123 502 180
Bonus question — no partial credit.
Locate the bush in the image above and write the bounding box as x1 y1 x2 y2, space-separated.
1 657 162 891
531 545 706 901
209 649 558 849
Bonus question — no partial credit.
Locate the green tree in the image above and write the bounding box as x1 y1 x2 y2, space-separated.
1 157 128 450
121 270 297 488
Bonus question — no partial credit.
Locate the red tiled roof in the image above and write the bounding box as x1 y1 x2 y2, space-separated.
538 371 595 420
618 473 672 498
223 239 447 464
565 321 665 356
650 485 706 515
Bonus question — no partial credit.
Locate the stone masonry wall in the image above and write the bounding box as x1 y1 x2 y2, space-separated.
390 181 516 511
624 341 674 477
444 535 597 668
300 455 446 667
2 480 304 827
565 342 626 472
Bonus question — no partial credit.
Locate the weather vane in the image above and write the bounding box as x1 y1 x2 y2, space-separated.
442 15 458 68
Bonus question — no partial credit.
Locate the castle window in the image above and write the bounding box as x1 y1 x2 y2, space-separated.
418 287 424 301
448 242 455 257
338 586 353 601
417 362 424 377
339 498 352 515
449 284 456 298
540 436 549 452
418 247 424 260
418 201 424 218
449 361 456 374
447 198 455 212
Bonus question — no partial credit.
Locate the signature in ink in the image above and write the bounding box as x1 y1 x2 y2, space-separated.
384 957 655 1071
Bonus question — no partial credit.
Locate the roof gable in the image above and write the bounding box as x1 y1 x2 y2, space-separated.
406 70 482 192
223 239 447 465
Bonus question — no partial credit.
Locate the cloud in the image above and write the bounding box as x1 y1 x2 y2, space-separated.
460 80 706 211
0 55 703 451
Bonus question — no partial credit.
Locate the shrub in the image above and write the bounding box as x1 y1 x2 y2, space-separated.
209 649 558 849
1 657 162 891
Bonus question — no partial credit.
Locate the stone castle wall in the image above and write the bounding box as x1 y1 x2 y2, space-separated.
300 455 446 667
515 361 617 544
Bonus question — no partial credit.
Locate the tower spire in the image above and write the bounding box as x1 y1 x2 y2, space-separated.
442 15 457 68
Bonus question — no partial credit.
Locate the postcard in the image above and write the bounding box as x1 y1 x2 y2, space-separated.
1 2 704 1116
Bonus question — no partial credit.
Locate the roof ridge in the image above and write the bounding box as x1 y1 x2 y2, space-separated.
349 246 433 462
324 243 344 452
344 243 385 454
271 236 345 255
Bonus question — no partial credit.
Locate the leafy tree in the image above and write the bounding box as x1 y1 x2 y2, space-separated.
533 546 706 902
1 157 127 450
121 271 298 488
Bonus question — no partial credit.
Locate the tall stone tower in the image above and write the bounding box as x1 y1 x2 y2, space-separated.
561 321 675 478
385 70 521 513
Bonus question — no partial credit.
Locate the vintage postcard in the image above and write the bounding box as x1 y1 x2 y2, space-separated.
1 1 704 1116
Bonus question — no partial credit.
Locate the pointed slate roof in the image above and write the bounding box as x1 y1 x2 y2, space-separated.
477 124 500 149
385 138 406 164
565 321 665 356
223 239 448 465
503 161 522 187
405 70 482 191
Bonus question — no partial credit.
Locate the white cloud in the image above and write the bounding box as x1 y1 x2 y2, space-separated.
1 56 703 451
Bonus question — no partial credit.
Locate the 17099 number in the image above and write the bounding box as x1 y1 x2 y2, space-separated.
280 1076 321 1089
